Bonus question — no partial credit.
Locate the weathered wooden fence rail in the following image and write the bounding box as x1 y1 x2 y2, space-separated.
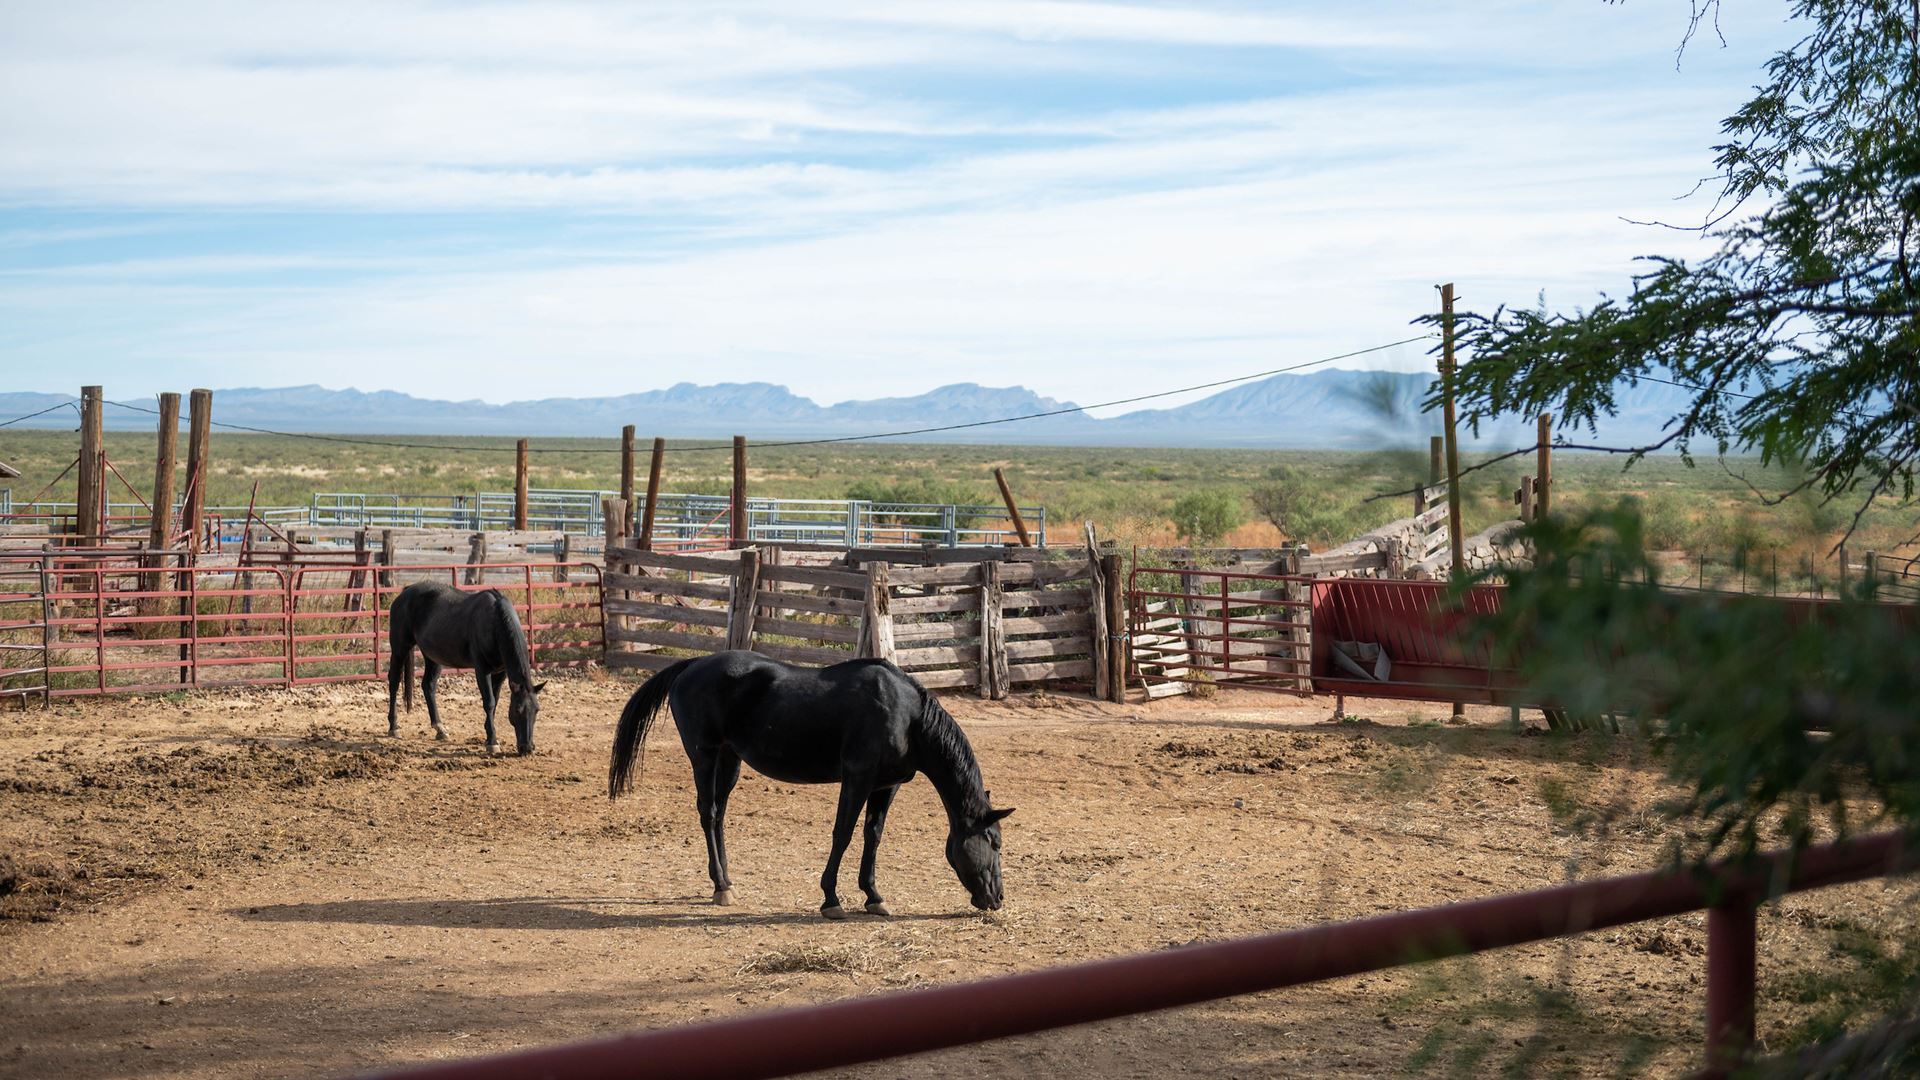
601 545 1127 699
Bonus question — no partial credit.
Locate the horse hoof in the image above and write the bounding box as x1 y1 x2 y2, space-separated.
713 889 734 907
485 743 498 756
433 729 448 742
864 901 893 917
820 905 848 921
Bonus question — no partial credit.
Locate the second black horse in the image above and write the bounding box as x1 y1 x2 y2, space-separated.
386 581 544 755
609 651 1012 918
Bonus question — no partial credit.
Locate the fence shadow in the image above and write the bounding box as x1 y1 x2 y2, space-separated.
232 895 972 932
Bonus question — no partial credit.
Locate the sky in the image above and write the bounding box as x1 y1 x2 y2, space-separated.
0 1 1800 414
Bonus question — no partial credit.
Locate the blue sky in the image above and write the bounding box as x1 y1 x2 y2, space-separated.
1 1 1799 412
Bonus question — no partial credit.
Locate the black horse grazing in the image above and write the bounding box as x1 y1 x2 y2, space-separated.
609 651 1012 918
386 581 545 755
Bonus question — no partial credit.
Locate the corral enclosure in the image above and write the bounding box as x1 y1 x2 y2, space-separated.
4 679 1914 1079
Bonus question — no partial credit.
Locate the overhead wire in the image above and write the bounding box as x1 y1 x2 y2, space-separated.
0 401 80 429
95 334 1434 455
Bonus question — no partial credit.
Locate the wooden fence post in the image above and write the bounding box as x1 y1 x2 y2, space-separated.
620 425 637 512
1102 554 1126 703
348 528 369 611
1429 435 1443 486
466 532 487 585
727 548 761 651
862 561 894 662
1536 413 1552 517
378 528 395 588
979 559 1007 700
514 439 530 530
183 389 212 558
76 386 103 543
1087 549 1111 701
731 435 748 547
556 532 571 584
993 468 1033 547
603 498 629 649
639 437 665 550
147 392 180 550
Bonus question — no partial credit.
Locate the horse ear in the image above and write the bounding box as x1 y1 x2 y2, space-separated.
981 807 1014 826
534 681 548 694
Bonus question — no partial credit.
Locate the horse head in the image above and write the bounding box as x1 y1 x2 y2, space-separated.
509 680 547 755
945 799 1013 911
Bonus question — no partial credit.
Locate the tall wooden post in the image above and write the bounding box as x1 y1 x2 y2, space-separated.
979 559 1008 700
619 425 637 512
146 393 180 551
1102 553 1126 703
992 468 1033 547
1438 284 1467 719
75 386 103 543
1535 412 1552 518
861 562 895 662
726 549 761 651
513 439 530 530
640 437 665 550
730 435 748 547
183 389 212 556
1429 435 1444 486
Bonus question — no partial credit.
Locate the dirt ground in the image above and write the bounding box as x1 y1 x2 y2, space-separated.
2 674 1912 1079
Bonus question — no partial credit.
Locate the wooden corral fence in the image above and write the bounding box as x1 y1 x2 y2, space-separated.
0 552 600 704
362 831 1914 1080
602 544 1128 700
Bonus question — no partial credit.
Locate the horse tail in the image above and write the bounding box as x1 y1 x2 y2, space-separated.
403 647 414 713
609 657 694 800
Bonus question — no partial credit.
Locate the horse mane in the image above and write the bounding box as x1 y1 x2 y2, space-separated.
488 590 535 687
916 692 992 821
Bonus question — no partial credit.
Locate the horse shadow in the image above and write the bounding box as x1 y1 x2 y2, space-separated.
231 895 972 932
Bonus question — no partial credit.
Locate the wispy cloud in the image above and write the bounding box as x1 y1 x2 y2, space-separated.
0 1 1799 407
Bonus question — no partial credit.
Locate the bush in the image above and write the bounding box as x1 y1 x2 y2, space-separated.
1169 489 1243 546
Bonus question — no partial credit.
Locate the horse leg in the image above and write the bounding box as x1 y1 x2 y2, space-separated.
385 626 412 737
420 659 446 741
490 669 510 747
688 747 727 904
475 669 498 754
857 785 900 916
818 781 871 920
707 750 742 905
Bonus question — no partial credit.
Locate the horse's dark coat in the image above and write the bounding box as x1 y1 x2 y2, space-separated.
385 581 544 755
609 650 1011 916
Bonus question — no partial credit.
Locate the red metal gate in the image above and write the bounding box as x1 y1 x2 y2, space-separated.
1127 565 1313 694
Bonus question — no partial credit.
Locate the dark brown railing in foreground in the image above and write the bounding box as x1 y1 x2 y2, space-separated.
361 832 1911 1080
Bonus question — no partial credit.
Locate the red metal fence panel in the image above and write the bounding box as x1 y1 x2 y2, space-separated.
1128 565 1313 694
359 833 1911 1080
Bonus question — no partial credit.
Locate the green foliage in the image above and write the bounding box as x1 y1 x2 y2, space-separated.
1426 0 1919 533
1167 488 1243 545
1475 504 1920 861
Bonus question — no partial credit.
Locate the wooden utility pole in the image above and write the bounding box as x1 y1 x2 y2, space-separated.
992 468 1033 547
1535 413 1553 518
640 437 665 550
513 439 530 530
147 393 180 550
619 425 637 511
1438 284 1467 719
75 386 104 543
730 436 748 547
183 389 212 556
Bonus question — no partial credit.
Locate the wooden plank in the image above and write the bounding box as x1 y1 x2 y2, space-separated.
757 616 861 644
757 563 869 591
1029 561 1092 586
753 589 865 617
1300 550 1389 574
1004 612 1091 636
607 547 746 575
909 667 978 689
1007 635 1093 661
754 640 854 667
891 619 981 643
607 625 726 651
606 650 685 671
998 586 1093 610
894 643 976 666
605 572 733 602
1007 658 1093 683
603 598 730 627
890 592 980 615
890 562 998 586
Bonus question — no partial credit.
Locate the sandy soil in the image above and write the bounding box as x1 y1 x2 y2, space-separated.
1 676 1911 1079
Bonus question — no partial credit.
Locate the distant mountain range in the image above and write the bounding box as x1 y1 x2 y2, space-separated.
0 370 1699 449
